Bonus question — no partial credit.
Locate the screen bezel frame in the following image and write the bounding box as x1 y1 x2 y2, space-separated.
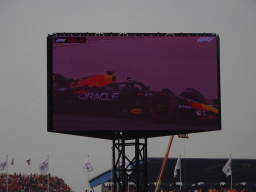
47 33 221 140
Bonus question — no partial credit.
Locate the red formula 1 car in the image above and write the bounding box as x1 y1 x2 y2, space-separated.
53 72 218 123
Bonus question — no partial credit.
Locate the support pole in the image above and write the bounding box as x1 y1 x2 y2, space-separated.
230 154 232 191
135 138 140 192
112 139 116 192
155 135 174 192
121 138 125 192
184 138 185 191
127 153 130 192
144 137 148 192
12 158 14 175
117 139 120 192
178 134 189 191
180 154 181 191
111 146 113 192
48 155 49 192
7 156 8 192
88 172 90 191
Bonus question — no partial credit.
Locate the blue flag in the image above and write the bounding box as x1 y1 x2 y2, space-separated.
0 158 7 171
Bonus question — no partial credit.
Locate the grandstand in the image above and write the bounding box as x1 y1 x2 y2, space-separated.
90 158 256 192
0 173 73 192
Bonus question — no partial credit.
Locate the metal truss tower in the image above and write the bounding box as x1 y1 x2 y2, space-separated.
112 137 148 192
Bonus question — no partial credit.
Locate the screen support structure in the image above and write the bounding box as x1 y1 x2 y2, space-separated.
112 135 148 192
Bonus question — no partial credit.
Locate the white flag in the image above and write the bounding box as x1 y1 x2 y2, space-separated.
83 156 93 172
0 158 7 171
222 158 231 177
39 158 49 174
174 157 181 178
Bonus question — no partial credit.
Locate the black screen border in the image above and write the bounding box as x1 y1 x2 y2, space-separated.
47 33 221 140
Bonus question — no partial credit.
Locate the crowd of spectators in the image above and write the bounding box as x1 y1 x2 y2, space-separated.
150 184 256 192
102 183 256 192
0 173 72 192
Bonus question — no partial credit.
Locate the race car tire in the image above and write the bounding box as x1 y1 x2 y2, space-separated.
179 88 206 104
149 91 176 123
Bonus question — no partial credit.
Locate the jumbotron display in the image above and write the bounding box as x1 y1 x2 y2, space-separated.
47 33 221 139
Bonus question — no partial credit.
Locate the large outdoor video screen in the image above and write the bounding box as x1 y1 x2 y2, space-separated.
47 33 221 139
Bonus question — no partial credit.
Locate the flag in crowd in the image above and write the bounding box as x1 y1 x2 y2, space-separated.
174 156 181 178
0 158 7 171
222 158 232 177
39 158 49 174
26 159 30 165
83 156 93 172
11 158 14 165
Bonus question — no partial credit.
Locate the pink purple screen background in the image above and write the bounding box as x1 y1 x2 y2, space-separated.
53 36 218 100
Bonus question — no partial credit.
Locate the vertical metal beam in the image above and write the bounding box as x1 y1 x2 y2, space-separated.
135 138 140 192
117 139 120 192
144 137 148 192
112 139 116 192
121 138 125 192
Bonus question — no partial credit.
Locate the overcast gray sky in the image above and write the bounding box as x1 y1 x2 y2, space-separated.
1 0 256 191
